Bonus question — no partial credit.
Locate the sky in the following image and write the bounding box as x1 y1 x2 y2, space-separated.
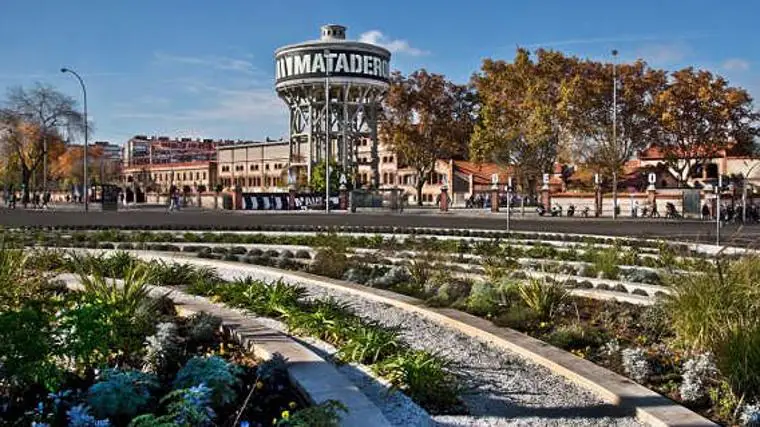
0 0 757 145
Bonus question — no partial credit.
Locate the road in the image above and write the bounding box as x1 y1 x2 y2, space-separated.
2 207 760 247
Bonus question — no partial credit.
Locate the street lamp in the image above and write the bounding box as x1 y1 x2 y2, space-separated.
60 67 89 212
611 49 618 220
324 48 331 213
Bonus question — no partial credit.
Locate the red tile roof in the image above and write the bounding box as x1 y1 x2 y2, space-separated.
452 160 513 185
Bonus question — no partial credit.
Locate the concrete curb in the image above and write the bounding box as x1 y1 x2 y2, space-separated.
56 271 394 427
131 253 716 427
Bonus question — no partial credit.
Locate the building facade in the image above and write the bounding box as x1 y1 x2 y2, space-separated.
216 140 303 192
121 161 217 193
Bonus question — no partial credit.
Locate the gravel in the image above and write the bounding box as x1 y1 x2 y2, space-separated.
143 254 644 426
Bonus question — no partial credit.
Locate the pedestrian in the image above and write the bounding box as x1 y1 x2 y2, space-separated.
701 203 710 220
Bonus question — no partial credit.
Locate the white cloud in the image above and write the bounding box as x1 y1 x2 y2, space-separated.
722 58 750 72
358 30 428 56
153 52 257 74
634 41 692 65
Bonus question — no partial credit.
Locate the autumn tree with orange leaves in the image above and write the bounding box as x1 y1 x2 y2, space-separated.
0 83 86 193
653 68 760 184
381 70 476 205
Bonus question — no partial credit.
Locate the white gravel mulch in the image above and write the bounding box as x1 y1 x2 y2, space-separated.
202 262 643 427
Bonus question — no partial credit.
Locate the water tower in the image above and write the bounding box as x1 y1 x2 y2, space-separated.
275 24 391 187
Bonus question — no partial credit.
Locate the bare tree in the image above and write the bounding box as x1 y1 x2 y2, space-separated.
0 83 87 196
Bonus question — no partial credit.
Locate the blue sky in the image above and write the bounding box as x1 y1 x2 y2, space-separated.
1 0 757 145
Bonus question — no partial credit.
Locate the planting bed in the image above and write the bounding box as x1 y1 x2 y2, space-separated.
0 249 345 427
6 225 760 426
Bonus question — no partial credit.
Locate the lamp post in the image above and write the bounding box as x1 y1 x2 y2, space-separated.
60 67 88 212
611 49 619 220
324 48 331 213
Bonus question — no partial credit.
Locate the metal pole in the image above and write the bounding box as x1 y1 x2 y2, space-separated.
325 49 331 213
43 136 47 194
506 185 511 232
611 49 618 220
61 68 88 212
743 182 748 223
716 176 722 246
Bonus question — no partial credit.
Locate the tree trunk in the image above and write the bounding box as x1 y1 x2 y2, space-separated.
612 171 618 219
416 180 424 206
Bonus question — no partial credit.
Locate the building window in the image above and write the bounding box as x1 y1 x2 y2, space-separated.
222 165 230 172
202 172 207 180
250 164 255 171
248 178 253 187
388 156 394 163
265 164 270 170
254 164 259 171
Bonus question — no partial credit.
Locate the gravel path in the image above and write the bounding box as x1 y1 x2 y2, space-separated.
199 261 643 427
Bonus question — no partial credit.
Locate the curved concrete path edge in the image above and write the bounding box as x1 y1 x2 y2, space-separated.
122 251 716 427
55 270 395 427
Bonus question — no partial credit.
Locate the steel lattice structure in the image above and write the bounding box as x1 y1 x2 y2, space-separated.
275 24 391 186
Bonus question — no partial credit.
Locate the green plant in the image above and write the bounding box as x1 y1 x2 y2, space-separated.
310 248 348 279
493 304 539 331
87 369 159 419
589 247 620 279
374 350 460 414
407 255 435 286
517 277 568 320
149 261 220 288
717 326 760 396
275 400 347 427
143 322 184 376
337 323 400 364
77 264 160 362
186 312 223 347
0 302 62 391
465 282 500 316
173 356 242 408
284 298 354 344
545 324 604 351
130 384 217 427
0 246 47 310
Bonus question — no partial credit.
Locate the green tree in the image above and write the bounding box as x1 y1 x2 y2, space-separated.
382 70 475 205
561 59 667 198
310 160 347 195
653 67 760 183
470 49 574 195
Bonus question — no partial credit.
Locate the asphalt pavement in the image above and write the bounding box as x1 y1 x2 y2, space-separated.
2 206 760 247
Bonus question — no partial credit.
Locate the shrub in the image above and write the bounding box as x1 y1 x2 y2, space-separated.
741 402 760 427
0 303 62 391
639 303 671 341
337 323 400 365
621 348 650 383
545 324 604 351
493 304 539 331
679 352 718 403
173 356 242 407
589 247 620 279
367 266 409 288
517 278 568 320
66 404 111 427
374 350 460 414
131 384 216 427
717 326 760 396
407 256 435 286
465 282 500 316
230 246 247 255
185 312 223 347
275 400 347 427
294 249 311 259
143 322 183 376
87 369 159 419
310 248 348 279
